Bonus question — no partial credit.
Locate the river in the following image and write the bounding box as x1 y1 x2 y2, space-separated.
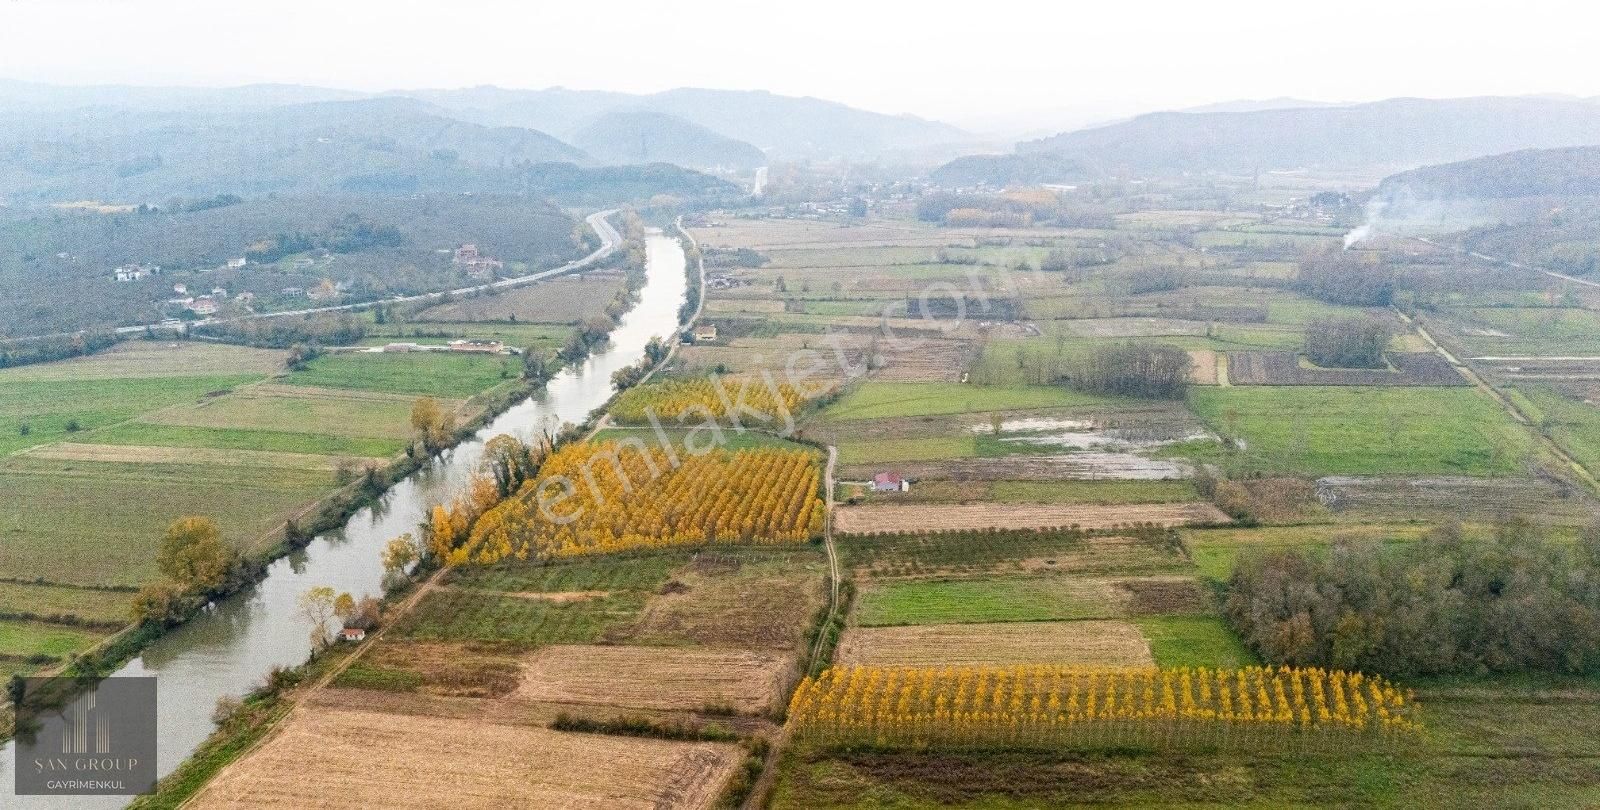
0 229 688 808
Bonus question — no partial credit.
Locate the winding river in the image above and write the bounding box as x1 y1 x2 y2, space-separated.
0 228 688 808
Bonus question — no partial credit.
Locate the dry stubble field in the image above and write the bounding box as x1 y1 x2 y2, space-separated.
189 707 741 810
515 644 791 714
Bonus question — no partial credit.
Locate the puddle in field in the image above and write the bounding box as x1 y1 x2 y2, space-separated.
1051 452 1193 479
967 417 1096 433
969 417 1217 453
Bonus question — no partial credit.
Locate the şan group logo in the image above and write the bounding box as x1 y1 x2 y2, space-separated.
14 676 158 796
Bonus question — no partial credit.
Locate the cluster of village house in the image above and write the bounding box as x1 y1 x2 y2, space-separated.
165 282 244 316
452 244 503 280
111 244 505 315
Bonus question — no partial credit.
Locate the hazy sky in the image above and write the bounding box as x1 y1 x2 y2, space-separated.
2 0 1596 130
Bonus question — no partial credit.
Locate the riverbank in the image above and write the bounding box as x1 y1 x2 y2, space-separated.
29 223 689 810
0 211 628 756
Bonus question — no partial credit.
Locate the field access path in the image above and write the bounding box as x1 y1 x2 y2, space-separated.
1396 308 1600 494
809 445 841 670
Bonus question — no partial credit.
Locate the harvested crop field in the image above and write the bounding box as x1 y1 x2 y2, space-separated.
515 644 791 714
1188 349 1219 385
835 620 1154 668
622 555 826 649
334 640 524 698
189 707 739 809
1315 475 1599 524
833 502 1227 534
146 386 426 440
1227 350 1467 386
0 340 284 380
20 442 381 470
413 273 623 324
872 339 976 382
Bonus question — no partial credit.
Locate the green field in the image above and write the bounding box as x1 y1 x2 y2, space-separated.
855 577 1121 626
838 436 975 465
391 587 647 646
285 352 514 399
1133 615 1258 668
0 458 333 587
825 382 1126 421
1189 386 1535 476
0 375 263 455
1184 524 1432 582
0 618 105 660
0 341 424 679
149 390 418 440
0 581 133 625
87 422 406 458
444 554 679 594
1451 306 1600 355
589 427 821 456
1514 386 1600 476
838 529 1186 579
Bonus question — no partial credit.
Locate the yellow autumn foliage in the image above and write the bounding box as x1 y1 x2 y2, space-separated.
787 665 1421 752
456 440 824 562
609 376 808 425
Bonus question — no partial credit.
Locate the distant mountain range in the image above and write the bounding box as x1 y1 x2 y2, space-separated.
404 85 971 161
0 79 980 202
935 96 1600 183
569 110 766 170
0 79 972 164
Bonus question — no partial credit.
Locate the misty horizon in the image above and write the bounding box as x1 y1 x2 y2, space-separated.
3 0 1597 130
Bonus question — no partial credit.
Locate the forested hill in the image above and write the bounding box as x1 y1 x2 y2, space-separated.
1013 96 1600 175
0 194 585 337
1378 146 1600 199
569 111 766 170
0 97 591 201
